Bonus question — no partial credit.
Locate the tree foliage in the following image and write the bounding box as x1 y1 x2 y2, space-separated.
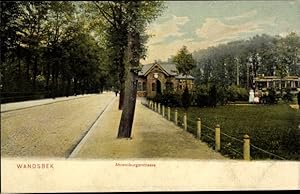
173 45 196 76
193 33 300 89
0 1 111 102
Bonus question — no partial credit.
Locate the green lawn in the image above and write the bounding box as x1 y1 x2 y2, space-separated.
174 104 300 160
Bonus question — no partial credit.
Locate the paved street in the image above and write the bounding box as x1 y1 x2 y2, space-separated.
1 92 116 158
1 93 225 160
1 94 94 113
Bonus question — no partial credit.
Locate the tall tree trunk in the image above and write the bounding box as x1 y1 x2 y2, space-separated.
117 69 138 138
117 23 140 138
117 45 127 110
119 80 125 110
46 62 50 92
17 50 21 89
55 67 59 97
66 78 70 97
74 77 77 95
33 55 38 92
51 64 55 98
26 56 30 83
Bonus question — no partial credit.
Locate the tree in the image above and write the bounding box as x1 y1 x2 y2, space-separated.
0 2 25 92
173 46 196 110
298 91 300 107
43 1 75 97
1 1 109 102
181 86 191 110
192 33 300 92
209 85 217 107
117 1 165 138
0 2 23 64
88 1 131 110
18 2 51 91
173 45 196 87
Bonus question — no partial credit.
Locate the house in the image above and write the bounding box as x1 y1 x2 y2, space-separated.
137 62 194 97
254 75 300 94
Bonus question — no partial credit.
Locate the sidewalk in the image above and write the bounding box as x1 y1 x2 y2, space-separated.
72 98 226 160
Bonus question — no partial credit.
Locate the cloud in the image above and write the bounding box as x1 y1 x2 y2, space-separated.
143 17 263 64
142 38 193 63
196 16 277 42
146 15 190 45
195 18 262 43
143 12 277 64
225 10 257 21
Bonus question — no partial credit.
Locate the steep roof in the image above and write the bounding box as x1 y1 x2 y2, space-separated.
138 64 153 76
138 62 178 76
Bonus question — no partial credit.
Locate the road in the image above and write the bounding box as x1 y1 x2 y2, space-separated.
1 93 225 160
1 92 116 158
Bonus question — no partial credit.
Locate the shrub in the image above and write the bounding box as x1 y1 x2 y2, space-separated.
283 88 293 103
260 87 278 104
148 91 181 107
216 86 228 105
209 85 217 107
181 87 191 110
194 85 209 107
227 85 248 102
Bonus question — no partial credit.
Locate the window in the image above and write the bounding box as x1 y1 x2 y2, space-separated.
142 82 146 91
138 82 142 91
152 82 156 91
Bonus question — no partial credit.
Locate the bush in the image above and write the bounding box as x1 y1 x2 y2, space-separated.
209 85 217 107
216 86 228 105
148 91 181 107
227 85 248 102
181 87 191 110
283 88 293 103
260 87 278 104
194 85 209 107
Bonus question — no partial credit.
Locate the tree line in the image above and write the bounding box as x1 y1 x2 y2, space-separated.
152 33 300 108
1 1 165 138
192 33 300 90
1 2 114 101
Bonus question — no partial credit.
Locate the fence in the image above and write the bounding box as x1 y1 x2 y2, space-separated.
143 100 287 161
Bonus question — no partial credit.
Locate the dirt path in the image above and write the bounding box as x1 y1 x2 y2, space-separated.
289 104 299 110
1 92 116 158
73 98 226 160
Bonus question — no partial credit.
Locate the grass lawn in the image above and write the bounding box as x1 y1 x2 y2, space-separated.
174 104 300 160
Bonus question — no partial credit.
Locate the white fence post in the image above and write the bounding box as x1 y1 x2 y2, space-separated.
197 118 201 139
175 109 178 125
243 134 251 161
215 124 221 151
183 113 187 130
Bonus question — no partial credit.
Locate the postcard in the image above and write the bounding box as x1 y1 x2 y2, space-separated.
1 1 300 192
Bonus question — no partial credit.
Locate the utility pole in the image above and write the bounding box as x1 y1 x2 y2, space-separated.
246 63 250 89
236 57 240 86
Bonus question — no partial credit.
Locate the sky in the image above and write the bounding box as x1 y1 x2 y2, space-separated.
141 0 300 64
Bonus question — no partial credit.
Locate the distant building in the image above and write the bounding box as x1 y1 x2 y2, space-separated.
137 62 194 97
254 75 300 93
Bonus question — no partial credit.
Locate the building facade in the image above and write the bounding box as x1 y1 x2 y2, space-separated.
137 62 194 97
254 75 300 93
